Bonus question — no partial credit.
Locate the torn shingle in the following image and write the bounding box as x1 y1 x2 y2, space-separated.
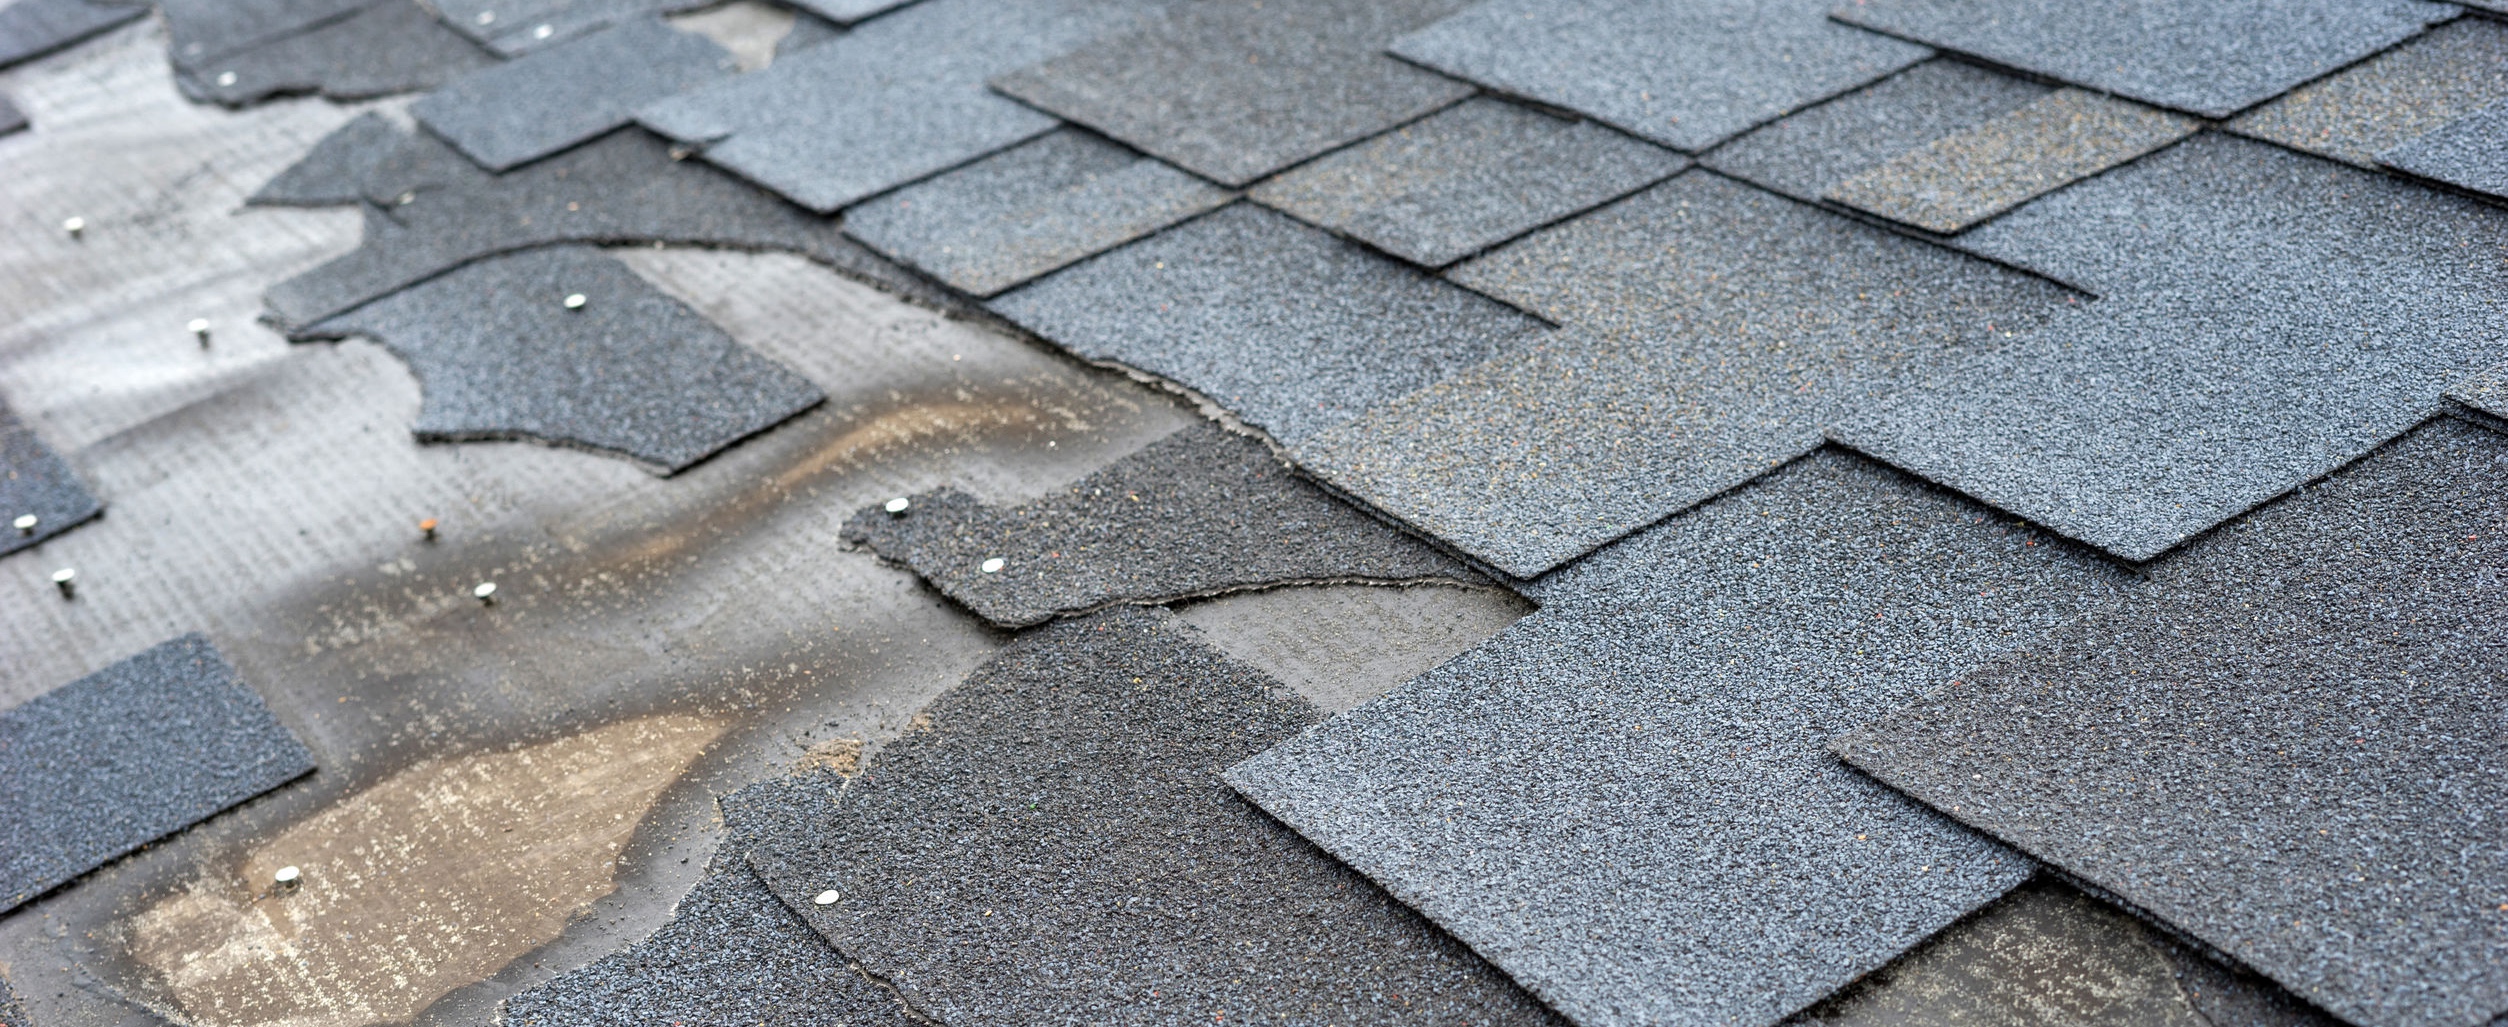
2450 363 2508 436
842 422 1480 628
1297 172 2069 577
1228 451 2134 1027
412 19 731 172
174 0 498 107
1824 90 2198 234
1830 0 2453 119
2226 17 2508 170
989 203 1546 447
1248 96 1687 267
2379 97 2508 201
1388 0 1929 153
1 400 103 558
0 0 143 70
743 608 1565 1027
305 245 823 473
160 0 370 68
247 111 406 207
1 634 316 914
0 92 24 135
636 0 1170 212
840 128 1232 297
989 0 1475 188
429 0 714 55
1832 418 2508 1027
1705 59 2050 205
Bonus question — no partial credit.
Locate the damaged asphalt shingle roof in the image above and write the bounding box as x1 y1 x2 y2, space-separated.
0 400 103 558
245 109 403 206
410 16 733 172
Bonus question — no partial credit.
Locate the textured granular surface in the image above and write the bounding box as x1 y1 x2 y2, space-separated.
742 608 1565 1027
1825 89 2198 234
430 0 710 55
2226 17 2508 169
0 400 103 558
843 422 1478 628
841 128 1232 297
171 0 494 107
1705 59 2049 205
0 0 142 69
247 110 404 205
1229 451 2135 1027
1248 96 1686 267
158 0 368 69
307 245 822 473
412 17 733 171
990 0 1473 187
1835 418 2508 1027
1389 0 1927 152
0 634 314 914
2451 363 2508 435
0 92 19 135
2379 98 2508 201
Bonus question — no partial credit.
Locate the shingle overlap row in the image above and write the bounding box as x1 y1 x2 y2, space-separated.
411 17 733 171
0 0 143 70
2226 17 2508 170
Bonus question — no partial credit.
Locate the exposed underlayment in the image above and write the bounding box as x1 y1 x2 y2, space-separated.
1175 583 1531 715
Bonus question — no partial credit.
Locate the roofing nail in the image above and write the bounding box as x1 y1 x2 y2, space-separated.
188 318 211 346
473 581 497 604
12 514 34 535
62 216 85 238
532 23 551 38
273 865 302 891
474 9 494 23
980 558 1004 574
884 497 911 516
562 293 587 310
216 71 236 87
51 567 75 598
397 191 416 206
419 517 439 542
813 890 840 905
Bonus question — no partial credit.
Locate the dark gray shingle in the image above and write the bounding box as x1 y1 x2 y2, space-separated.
160 0 369 67
0 0 143 70
1704 59 2050 205
2451 363 2508 435
0 401 102 558
2379 97 2508 200
428 0 711 55
2226 17 2508 170
412 18 733 171
248 111 407 207
0 91 23 135
174 0 496 107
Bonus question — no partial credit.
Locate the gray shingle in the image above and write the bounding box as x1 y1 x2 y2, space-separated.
161 0 369 68
742 608 1565 1027
0 401 102 558
635 0 1170 212
1830 0 2453 119
248 111 406 207
1389 0 1929 153
2226 17 2508 170
1824 89 2199 234
2450 362 2508 435
412 18 732 171
2380 97 2508 200
1833 418 2508 1027
306 245 823 473
1248 96 1687 267
1228 451 2135 1027
429 0 712 55
174 0 496 107
0 0 144 70
1298 172 2069 577
1704 59 2050 205
1 634 316 914
841 128 1232 297
988 202 1546 447
989 0 1474 188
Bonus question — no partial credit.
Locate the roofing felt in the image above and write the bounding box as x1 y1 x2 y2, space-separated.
1833 418 2508 1027
840 422 1479 628
989 202 1547 447
1226 449 2135 1027
1838 133 2508 561
411 18 731 172
0 0 142 70
1247 96 1688 267
987 0 1474 188
1388 0 1929 153
159 0 369 67
2225 17 2508 170
1824 89 2200 234
246 110 404 206
429 0 711 55
305 245 824 473
172 0 497 108
840 127 1234 297
1702 58 2050 206
634 0 1170 212
1296 171 2070 577
0 401 103 559
2379 97 2508 201
0 634 315 914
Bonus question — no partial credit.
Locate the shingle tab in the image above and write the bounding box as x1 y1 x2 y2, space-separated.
1 634 316 914
174 0 495 107
2226 17 2508 170
1704 59 2050 205
1229 451 2134 1027
1248 97 1686 267
1831 0 2453 119
429 0 712 55
2379 98 2508 201
1834 418 2508 1027
1389 0 1929 153
1825 89 2198 234
412 18 732 172
989 0 1474 188
0 0 144 70
248 111 406 207
988 203 1546 446
841 129 1232 297
160 0 369 67
307 245 823 473
2448 362 2508 436
0 401 102 558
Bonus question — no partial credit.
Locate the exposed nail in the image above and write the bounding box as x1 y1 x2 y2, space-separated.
473 581 498 604
216 71 237 87
980 558 1004 574
12 514 34 535
562 293 586 310
51 567 75 598
475 9 494 23
813 890 840 905
189 318 211 346
62 217 85 238
532 23 551 38
419 517 439 541
273 865 302 890
884 497 911 515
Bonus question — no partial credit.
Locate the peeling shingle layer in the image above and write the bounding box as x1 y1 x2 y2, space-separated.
2379 98 2508 201
1825 89 2199 234
0 401 103 558
174 0 495 107
248 111 405 207
1704 59 2049 205
413 18 732 172
1835 418 2508 1027
0 0 143 70
2226 17 2508 170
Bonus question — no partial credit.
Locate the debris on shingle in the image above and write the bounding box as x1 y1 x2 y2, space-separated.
1705 59 2049 205
2450 363 2508 435
2379 97 2508 201
429 0 712 55
990 202 1545 447
1230 451 2134 1027
1834 417 2508 1027
247 111 406 206
1 634 315 915
843 422 1479 628
636 0 1170 212
174 0 498 107
1825 89 2198 234
305 245 822 473
1390 0 1929 153
2226 17 2508 170
990 0 1474 188
743 608 1564 1027
160 0 370 69
0 92 25 135
1249 96 1686 267
1 400 103 558
1298 172 2069 577
842 128 1232 297
1831 0 2452 119
0 0 142 70
413 18 732 171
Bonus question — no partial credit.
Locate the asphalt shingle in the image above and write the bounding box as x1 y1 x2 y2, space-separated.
0 400 103 559
1830 0 2453 119
0 0 143 70
2451 362 2508 435
412 18 733 172
742 608 1565 1027
0 92 24 135
174 0 496 107
1228 450 2134 1027
429 0 710 55
247 111 404 207
1247 96 1687 267
305 245 823 473
989 0 1474 188
2379 98 2508 201
1824 89 2199 234
1388 0 1929 153
988 202 1547 447
841 128 1233 297
160 0 369 68
779 0 912 26
1704 59 2049 206
1 634 315 914
1834 417 2508 1027
2226 17 2508 170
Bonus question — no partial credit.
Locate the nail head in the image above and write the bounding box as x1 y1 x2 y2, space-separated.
62 216 85 236
532 23 551 37
562 293 586 310
883 497 910 515
813 890 840 905
12 514 34 534
473 581 497 602
980 558 1004 574
216 71 237 86
274 865 301 885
